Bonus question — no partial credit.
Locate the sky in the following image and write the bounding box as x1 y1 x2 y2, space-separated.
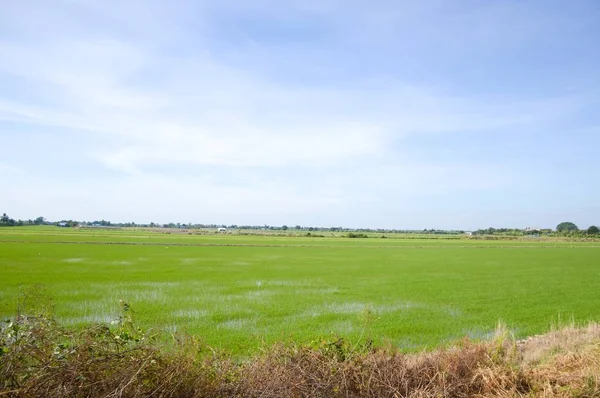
1 0 599 230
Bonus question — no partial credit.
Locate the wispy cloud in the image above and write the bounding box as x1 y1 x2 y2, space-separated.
0 35 573 173
1 0 598 228
0 161 26 176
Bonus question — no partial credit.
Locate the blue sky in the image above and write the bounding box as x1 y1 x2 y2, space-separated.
1 0 599 229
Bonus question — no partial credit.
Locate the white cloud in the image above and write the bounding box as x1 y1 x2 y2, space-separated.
0 36 573 174
1 0 579 173
1 0 595 228
0 162 26 176
1 0 580 178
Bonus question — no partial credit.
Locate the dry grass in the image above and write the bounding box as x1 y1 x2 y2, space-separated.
516 324 600 397
2 314 600 397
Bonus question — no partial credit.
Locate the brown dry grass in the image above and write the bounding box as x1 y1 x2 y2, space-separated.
2 314 599 398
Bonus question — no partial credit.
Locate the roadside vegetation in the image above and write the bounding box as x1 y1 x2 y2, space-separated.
2 301 600 397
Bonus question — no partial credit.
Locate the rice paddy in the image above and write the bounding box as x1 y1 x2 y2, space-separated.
1 227 599 354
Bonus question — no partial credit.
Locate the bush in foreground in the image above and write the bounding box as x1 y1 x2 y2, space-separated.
2 312 600 397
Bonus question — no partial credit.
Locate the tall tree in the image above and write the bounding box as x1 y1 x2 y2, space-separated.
0 213 15 226
587 225 599 234
556 222 579 232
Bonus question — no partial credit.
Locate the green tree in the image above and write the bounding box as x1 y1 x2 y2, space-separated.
34 216 45 225
0 213 16 226
556 221 579 232
587 225 600 234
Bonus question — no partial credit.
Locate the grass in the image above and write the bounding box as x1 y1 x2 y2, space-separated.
2 311 600 397
1 227 600 355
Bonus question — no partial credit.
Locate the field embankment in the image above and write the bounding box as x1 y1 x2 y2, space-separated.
2 312 599 397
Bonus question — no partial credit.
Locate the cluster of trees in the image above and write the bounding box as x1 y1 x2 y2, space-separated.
0 214 80 227
1 214 46 227
556 222 599 235
0 213 16 226
472 222 599 236
472 227 544 236
1 212 599 236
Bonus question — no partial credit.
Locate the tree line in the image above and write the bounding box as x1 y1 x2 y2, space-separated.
1 213 46 227
1 212 598 236
473 222 599 236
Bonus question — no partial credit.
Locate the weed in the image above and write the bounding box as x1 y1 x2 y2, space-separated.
2 305 600 397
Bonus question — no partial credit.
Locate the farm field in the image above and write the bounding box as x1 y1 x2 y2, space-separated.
1 227 600 355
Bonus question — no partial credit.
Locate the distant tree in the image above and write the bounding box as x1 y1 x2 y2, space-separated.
347 232 368 238
588 225 600 235
281 225 288 231
556 222 579 232
1 213 16 226
34 216 45 225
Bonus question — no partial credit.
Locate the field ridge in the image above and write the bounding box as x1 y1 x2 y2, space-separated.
3 239 600 249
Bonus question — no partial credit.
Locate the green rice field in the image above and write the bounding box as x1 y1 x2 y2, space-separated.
1 227 599 354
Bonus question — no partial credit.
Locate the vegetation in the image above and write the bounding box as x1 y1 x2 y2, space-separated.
346 232 369 238
0 213 75 228
556 221 579 233
0 213 16 226
2 212 598 238
2 227 600 355
2 305 600 397
2 223 600 396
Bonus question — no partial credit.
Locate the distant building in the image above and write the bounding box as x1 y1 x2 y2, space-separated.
218 227 227 233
